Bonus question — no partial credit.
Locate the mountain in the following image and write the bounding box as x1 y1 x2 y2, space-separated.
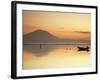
23 29 89 44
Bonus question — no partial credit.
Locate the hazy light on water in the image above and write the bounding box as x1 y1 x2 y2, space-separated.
23 45 91 69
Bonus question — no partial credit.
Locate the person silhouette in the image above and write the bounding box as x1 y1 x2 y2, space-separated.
86 46 89 51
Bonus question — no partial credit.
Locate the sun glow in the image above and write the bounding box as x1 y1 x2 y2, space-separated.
23 10 91 41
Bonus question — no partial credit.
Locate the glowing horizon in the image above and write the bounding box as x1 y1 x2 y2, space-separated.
23 10 91 41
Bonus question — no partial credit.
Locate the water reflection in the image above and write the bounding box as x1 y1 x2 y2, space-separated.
23 44 91 69
24 44 58 56
23 44 90 56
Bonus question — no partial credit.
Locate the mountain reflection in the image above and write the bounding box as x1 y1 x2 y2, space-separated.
23 44 59 56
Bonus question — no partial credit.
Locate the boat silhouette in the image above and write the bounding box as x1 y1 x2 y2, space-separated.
77 46 89 51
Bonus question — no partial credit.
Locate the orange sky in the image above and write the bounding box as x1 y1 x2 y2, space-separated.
23 10 91 41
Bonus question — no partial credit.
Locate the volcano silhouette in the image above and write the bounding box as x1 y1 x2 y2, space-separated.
23 29 77 44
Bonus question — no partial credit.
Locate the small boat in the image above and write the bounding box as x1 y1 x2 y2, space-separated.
77 46 89 51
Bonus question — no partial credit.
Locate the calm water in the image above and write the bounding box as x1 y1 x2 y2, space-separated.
23 44 91 69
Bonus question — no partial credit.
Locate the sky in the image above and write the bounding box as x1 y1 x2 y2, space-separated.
23 10 91 41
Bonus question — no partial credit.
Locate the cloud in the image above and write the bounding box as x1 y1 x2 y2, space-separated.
73 31 90 34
